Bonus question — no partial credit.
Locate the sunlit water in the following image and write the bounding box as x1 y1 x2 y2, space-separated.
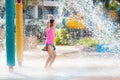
56 0 120 53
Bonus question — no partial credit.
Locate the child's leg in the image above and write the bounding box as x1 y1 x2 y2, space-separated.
49 51 56 67
45 46 52 68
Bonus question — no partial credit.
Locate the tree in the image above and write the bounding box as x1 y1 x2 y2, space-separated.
42 0 44 19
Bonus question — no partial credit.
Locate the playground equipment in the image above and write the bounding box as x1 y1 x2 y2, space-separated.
15 2 24 66
61 13 120 53
5 0 24 71
61 14 87 30
97 44 120 53
6 0 15 71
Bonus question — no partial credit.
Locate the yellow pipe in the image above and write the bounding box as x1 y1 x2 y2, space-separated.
15 3 24 64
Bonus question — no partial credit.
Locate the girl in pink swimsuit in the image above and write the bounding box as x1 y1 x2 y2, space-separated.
44 14 56 69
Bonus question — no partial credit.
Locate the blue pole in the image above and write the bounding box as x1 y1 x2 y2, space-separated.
6 0 15 68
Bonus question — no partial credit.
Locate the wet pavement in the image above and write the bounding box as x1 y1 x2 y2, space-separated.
0 46 120 80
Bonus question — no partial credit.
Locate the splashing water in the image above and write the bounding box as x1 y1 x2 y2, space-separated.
56 0 120 53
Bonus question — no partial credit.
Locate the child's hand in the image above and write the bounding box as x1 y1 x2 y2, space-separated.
50 15 54 19
48 14 54 19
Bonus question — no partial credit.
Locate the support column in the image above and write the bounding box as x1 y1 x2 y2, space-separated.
42 0 44 19
34 5 38 18
16 1 24 66
6 0 15 72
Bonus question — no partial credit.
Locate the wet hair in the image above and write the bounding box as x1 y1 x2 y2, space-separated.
50 19 54 27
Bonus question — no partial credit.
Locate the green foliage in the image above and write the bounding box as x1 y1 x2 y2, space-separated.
109 0 118 10
25 19 46 37
98 0 119 10
55 28 71 45
79 37 98 47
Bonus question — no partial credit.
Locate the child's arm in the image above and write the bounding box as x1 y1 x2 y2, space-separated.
46 21 50 31
53 20 56 28
47 14 51 21
46 14 51 31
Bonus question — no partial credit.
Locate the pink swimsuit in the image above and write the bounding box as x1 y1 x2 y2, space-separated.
45 27 54 45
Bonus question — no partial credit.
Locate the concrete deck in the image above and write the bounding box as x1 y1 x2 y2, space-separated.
0 46 120 80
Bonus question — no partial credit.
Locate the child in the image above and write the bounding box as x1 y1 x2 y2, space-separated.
43 14 56 69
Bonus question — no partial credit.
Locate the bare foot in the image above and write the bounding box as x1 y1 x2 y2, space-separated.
44 65 48 69
49 66 54 70
9 66 14 73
